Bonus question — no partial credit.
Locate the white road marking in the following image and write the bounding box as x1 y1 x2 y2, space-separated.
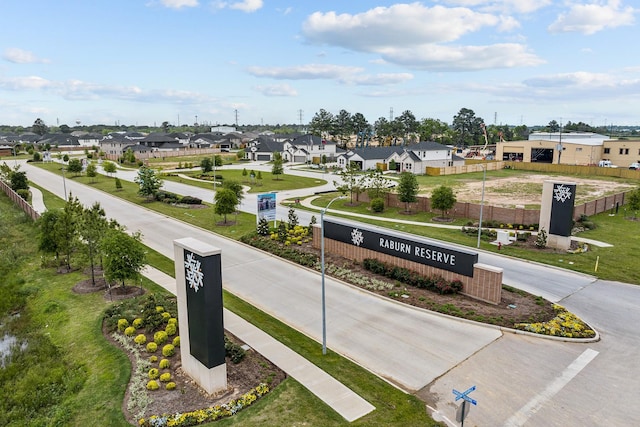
504 348 599 426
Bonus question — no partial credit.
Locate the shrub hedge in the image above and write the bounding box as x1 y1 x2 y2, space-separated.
362 258 463 295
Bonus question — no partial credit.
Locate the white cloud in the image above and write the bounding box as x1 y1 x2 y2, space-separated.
247 64 364 80
438 0 552 14
3 48 50 64
229 0 263 13
159 0 199 9
0 76 54 90
301 3 542 71
303 4 500 51
253 84 297 97
548 0 636 35
212 0 263 13
246 64 413 86
380 43 544 71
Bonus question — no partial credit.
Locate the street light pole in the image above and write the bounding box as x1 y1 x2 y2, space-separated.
321 195 345 355
477 164 486 248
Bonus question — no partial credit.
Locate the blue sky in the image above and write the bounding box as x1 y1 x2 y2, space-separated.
1 1 638 128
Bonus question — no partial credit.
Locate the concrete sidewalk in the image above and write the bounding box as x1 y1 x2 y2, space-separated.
142 266 375 422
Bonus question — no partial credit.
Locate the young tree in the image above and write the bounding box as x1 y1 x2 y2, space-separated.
366 169 393 200
9 168 29 193
80 202 108 286
431 185 457 219
102 229 146 288
32 118 48 135
272 152 284 180
134 166 163 200
627 186 640 219
55 195 84 271
103 161 117 176
200 157 213 173
334 162 366 204
214 187 238 224
257 217 270 236
287 207 299 230
242 168 248 181
214 155 223 167
115 177 123 190
396 172 419 213
276 221 288 245
37 210 62 263
222 179 244 208
86 163 97 183
257 170 263 185
67 158 83 176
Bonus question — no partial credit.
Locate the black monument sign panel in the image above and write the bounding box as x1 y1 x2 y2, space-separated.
184 250 225 368
323 219 478 277
549 183 576 237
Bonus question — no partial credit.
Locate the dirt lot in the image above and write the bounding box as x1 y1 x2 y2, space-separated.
429 173 635 208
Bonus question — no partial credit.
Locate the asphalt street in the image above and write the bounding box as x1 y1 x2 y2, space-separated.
22 161 640 426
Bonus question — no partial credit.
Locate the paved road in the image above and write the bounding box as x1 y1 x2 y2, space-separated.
24 161 640 425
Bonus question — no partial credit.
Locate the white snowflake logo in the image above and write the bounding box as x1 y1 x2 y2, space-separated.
351 228 364 246
184 252 204 292
553 184 573 203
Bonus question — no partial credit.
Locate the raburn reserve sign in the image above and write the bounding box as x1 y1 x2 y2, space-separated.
323 218 478 277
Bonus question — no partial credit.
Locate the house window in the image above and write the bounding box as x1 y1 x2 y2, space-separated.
620 148 629 155
576 148 582 152
604 148 610 154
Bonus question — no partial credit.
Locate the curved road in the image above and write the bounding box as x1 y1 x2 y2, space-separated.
23 161 640 426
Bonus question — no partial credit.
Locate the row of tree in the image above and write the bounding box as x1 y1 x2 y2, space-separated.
37 195 146 288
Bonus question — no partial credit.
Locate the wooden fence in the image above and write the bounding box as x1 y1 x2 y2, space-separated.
0 180 40 221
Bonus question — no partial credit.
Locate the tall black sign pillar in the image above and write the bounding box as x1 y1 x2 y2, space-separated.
539 180 576 250
174 237 226 394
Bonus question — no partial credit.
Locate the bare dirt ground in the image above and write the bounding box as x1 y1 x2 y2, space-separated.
429 173 635 207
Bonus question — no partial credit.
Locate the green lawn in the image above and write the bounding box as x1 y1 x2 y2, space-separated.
163 168 328 193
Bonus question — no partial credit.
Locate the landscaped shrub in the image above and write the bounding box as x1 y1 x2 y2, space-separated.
154 331 168 345
362 258 463 295
159 373 171 382
225 336 246 364
370 197 384 213
146 380 159 391
239 232 318 267
148 368 159 380
179 195 202 205
156 306 164 313
134 334 147 345
159 359 170 369
165 382 176 391
161 312 171 321
172 336 180 347
146 342 158 353
162 344 175 357
133 318 144 329
165 323 177 336
117 318 129 332
149 355 158 363
124 326 136 337
167 318 177 325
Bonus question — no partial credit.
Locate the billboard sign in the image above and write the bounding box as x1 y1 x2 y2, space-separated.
257 193 277 224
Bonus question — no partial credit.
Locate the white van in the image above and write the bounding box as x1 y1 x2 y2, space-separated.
598 160 614 167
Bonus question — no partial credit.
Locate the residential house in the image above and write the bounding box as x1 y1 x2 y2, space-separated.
283 134 338 163
246 136 286 161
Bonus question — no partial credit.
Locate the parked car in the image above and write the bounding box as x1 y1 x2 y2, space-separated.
629 163 640 170
598 160 615 167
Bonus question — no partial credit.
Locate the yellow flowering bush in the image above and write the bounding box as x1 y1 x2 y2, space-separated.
124 326 136 337
514 304 595 338
146 342 158 353
172 336 180 347
159 358 170 369
149 368 159 380
134 334 147 345
146 380 159 391
165 323 177 336
117 318 129 332
133 318 144 329
154 331 169 345
138 383 270 426
162 344 175 357
159 373 171 382
166 382 176 391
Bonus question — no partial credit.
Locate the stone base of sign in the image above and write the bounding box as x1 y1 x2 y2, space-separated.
174 238 227 395
546 234 572 251
313 228 503 305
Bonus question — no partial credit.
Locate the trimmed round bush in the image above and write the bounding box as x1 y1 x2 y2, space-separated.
149 355 158 363
370 198 384 213
162 344 175 357
159 358 170 369
146 380 159 390
148 368 159 380
134 334 147 345
165 323 177 336
132 318 143 329
117 318 129 332
159 373 171 382
155 306 164 313
124 326 136 337
161 312 171 321
172 336 180 347
146 342 158 353
154 330 168 345
166 382 176 391
167 318 178 325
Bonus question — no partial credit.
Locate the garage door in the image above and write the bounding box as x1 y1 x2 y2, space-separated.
294 155 306 162
257 154 271 161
